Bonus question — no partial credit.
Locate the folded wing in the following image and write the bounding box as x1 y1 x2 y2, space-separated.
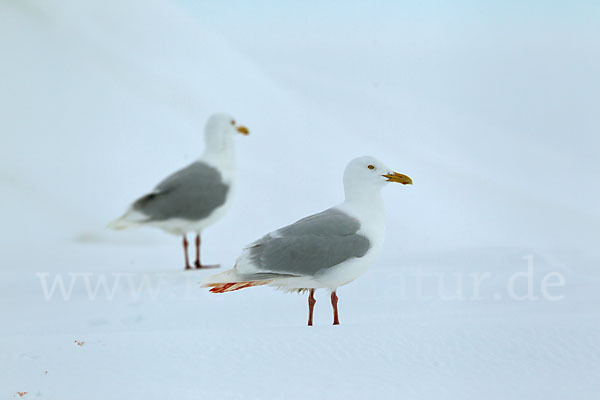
133 161 229 222
241 208 371 278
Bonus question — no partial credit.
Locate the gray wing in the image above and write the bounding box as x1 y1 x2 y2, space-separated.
245 209 371 277
132 161 229 221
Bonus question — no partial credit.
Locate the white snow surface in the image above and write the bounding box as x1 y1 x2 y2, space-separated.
1 1 599 399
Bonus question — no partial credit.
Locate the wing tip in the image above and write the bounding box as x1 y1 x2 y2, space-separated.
204 281 272 293
107 218 129 230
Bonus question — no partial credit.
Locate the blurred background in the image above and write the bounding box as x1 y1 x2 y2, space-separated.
1 0 599 264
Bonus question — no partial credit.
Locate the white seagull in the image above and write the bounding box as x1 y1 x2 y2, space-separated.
203 156 412 325
109 113 249 269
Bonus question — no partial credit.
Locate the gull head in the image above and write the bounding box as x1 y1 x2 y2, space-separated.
204 112 249 151
343 156 412 199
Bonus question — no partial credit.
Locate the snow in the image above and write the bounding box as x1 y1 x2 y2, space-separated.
1 0 599 399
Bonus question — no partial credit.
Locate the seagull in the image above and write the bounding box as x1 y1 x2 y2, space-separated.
109 113 249 270
202 156 412 325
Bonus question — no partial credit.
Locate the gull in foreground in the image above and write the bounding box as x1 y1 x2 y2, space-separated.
109 113 249 269
203 156 412 325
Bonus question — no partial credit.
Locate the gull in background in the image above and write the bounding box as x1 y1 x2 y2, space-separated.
203 156 412 325
109 113 249 269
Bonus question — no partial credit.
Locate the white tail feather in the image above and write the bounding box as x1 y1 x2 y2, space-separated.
201 269 272 293
107 208 149 230
107 215 140 230
201 269 242 285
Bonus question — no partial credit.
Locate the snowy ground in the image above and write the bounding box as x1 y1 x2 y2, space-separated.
1 1 599 399
3 243 600 399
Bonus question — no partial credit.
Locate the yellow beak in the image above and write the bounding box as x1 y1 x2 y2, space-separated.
236 125 249 135
382 172 413 185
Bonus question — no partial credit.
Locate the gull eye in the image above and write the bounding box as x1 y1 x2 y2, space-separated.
368 165 375 170
231 120 236 125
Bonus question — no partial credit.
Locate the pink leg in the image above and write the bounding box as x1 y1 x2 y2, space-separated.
194 234 201 269
308 289 316 326
331 291 340 325
183 236 191 270
194 234 219 269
